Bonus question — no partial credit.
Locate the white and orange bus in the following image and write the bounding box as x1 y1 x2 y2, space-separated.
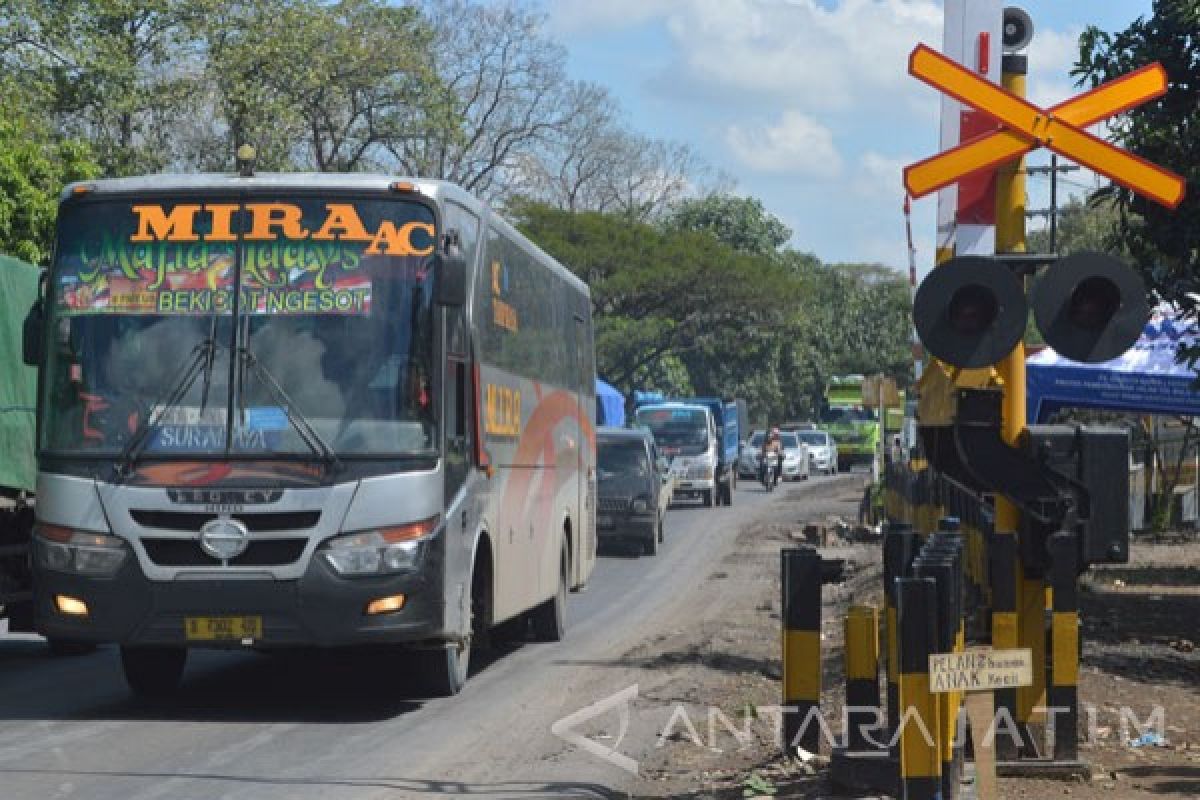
24 172 596 696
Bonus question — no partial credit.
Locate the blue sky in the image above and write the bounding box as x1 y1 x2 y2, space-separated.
542 1 1155 272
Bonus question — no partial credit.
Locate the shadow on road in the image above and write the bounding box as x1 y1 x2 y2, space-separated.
1080 585 1200 691
0 637 525 724
0 768 625 798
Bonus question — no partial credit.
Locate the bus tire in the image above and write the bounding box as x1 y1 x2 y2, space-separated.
418 552 490 696
120 646 186 696
642 525 659 557
414 642 469 697
530 543 567 642
703 489 714 508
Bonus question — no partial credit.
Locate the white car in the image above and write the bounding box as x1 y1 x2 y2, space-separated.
778 432 811 481
796 429 838 475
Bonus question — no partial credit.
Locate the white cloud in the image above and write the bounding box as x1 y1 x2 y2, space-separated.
726 111 843 176
546 0 680 35
856 151 910 196
1026 25 1085 110
655 0 943 114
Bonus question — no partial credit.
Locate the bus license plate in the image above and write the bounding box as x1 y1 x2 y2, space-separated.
185 615 263 641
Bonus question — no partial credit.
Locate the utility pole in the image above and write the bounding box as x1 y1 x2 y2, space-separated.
1026 159 1081 252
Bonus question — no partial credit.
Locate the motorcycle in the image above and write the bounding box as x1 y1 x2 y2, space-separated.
759 450 782 492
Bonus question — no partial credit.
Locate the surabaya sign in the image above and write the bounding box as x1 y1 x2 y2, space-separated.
928 647 1032 694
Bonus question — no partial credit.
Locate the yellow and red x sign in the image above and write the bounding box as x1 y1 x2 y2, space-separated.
903 44 1186 210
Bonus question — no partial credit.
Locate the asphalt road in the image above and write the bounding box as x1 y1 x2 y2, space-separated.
0 475 843 799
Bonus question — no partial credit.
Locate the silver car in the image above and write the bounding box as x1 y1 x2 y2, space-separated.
797 429 838 475
738 430 766 479
778 432 810 481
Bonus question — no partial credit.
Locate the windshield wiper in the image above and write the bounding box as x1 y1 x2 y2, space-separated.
237 347 342 472
198 313 220 415
115 337 218 480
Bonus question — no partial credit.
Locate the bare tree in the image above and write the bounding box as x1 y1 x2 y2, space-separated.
513 81 626 211
601 135 707 221
515 82 709 218
393 0 576 198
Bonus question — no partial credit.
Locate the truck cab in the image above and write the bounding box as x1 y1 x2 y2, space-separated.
633 403 723 507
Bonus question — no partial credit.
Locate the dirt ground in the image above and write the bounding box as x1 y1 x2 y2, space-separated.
997 539 1200 800
606 478 1200 799
611 476 880 798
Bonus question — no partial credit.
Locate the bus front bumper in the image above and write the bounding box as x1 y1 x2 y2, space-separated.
34 557 447 649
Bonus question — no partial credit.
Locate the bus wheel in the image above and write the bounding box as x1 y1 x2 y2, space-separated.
415 641 469 697
703 489 715 508
642 524 659 557
120 646 186 696
530 543 567 642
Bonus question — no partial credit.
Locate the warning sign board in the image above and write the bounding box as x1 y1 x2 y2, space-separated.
904 44 1186 210
928 647 1033 694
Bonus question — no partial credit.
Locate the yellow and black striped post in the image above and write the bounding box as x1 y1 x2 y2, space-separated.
884 524 918 748
990 531 1022 760
844 604 882 751
1048 531 1080 761
897 576 941 799
916 530 965 798
782 547 823 754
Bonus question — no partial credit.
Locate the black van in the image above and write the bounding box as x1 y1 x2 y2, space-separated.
596 427 668 555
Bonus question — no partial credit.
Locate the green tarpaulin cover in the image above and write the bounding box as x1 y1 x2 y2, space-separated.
0 255 38 492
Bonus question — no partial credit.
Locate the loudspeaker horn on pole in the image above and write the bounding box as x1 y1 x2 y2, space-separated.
913 256 1029 369
1031 250 1149 363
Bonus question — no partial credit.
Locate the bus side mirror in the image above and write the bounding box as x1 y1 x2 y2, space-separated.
435 253 467 307
22 300 44 366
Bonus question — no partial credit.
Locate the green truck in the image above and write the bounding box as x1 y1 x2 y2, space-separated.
819 375 905 470
0 255 39 633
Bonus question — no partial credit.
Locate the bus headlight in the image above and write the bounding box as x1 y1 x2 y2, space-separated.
34 524 128 576
321 516 440 576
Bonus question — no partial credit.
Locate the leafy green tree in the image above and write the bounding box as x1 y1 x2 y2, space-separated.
664 194 792 258
1 0 202 176
513 203 801 396
0 79 99 263
1026 196 1127 256
1077 0 1200 359
200 0 446 172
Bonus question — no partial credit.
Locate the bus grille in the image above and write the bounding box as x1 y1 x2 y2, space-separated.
597 496 629 512
142 538 308 567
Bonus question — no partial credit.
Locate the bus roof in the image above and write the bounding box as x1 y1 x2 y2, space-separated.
58 172 589 296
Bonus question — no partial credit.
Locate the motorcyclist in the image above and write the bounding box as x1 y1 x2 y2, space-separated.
759 427 783 489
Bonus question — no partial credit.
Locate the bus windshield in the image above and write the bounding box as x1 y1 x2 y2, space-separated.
635 407 709 456
41 195 438 459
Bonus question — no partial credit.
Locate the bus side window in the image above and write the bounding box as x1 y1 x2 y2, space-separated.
445 357 468 494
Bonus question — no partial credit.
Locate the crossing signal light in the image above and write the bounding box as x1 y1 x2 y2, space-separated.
1031 251 1149 363
913 256 1028 369
914 251 1150 369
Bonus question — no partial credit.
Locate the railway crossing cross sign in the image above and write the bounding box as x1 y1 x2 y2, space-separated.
903 43 1186 209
